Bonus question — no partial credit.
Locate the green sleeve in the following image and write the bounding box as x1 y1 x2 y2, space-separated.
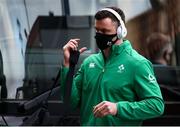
60 66 69 98
60 66 69 90
70 63 84 109
60 64 84 109
116 60 164 120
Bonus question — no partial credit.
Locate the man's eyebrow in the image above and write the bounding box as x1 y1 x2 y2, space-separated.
94 27 110 31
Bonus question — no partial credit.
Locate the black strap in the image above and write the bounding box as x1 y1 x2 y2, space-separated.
63 50 80 115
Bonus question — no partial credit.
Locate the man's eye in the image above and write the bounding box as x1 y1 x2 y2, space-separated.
95 28 99 32
95 30 103 33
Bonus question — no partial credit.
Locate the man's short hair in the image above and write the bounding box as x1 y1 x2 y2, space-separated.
95 7 125 26
146 32 171 60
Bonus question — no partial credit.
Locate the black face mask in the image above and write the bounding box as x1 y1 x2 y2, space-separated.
95 32 118 50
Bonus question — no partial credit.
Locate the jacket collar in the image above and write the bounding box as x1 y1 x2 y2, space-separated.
99 40 132 60
111 39 132 55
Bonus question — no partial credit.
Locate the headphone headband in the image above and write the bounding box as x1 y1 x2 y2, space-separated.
101 8 123 23
100 8 127 38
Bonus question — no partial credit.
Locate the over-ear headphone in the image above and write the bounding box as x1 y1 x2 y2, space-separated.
101 8 127 39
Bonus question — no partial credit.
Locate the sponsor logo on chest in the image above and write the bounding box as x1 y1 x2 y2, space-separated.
117 64 125 73
89 62 95 68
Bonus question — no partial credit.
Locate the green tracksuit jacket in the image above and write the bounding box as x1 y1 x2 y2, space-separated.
60 40 164 126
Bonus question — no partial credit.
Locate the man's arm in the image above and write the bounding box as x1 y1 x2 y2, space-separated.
116 97 164 120
115 60 164 120
60 38 87 109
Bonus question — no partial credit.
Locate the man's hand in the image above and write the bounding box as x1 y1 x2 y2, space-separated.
63 38 87 67
93 101 117 118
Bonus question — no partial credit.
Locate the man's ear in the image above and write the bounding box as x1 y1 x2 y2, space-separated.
163 50 171 65
163 50 168 60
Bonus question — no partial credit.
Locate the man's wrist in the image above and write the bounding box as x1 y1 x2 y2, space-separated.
63 61 70 67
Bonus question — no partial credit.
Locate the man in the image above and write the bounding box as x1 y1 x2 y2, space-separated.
146 32 173 65
61 7 164 126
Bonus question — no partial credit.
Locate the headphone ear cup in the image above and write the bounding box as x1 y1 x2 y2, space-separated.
117 25 127 39
117 26 122 39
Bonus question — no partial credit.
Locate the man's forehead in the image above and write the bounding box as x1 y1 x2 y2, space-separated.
95 18 117 26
